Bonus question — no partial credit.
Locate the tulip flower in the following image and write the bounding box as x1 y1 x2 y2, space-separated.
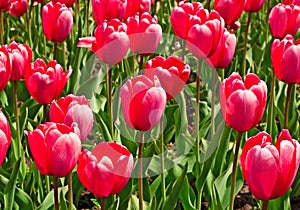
9 0 27 16
126 12 162 55
269 4 300 39
120 75 166 131
6 41 32 81
125 0 152 18
26 122 81 177
207 29 236 69
244 0 266 12
187 10 225 59
0 110 11 165
0 0 11 12
24 58 72 104
240 130 300 200
0 46 11 92
283 0 300 5
220 72 267 132
50 94 94 142
42 1 73 42
144 56 190 100
214 0 245 27
92 0 127 25
51 0 75 7
77 19 129 66
170 1 206 39
77 142 134 198
271 34 300 84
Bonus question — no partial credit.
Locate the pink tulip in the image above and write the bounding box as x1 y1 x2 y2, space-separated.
120 75 166 131
283 0 300 5
92 0 127 25
220 72 267 132
144 56 190 100
207 29 236 69
6 41 32 81
125 0 152 18
240 130 300 200
0 110 11 165
271 34 300 84
77 142 134 198
26 122 81 177
77 19 129 66
0 0 11 12
269 4 300 39
51 0 75 7
126 12 162 55
9 0 27 16
0 46 11 91
24 59 72 104
244 0 266 12
42 2 73 42
50 94 94 142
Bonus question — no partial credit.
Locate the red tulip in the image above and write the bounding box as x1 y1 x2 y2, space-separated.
24 59 72 104
220 72 267 132
9 0 27 16
187 10 225 59
125 0 152 18
170 1 206 39
244 0 265 12
283 0 300 5
271 35 300 84
269 4 300 39
207 29 236 69
126 12 162 55
0 0 11 12
51 0 75 7
50 94 94 142
240 130 300 200
144 56 190 100
77 19 129 66
42 2 73 42
214 0 245 27
92 0 127 25
120 75 166 131
0 46 11 91
26 122 81 177
0 110 11 165
77 142 134 198
6 41 32 81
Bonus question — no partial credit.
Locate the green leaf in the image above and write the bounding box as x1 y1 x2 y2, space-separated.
36 186 68 210
268 190 291 210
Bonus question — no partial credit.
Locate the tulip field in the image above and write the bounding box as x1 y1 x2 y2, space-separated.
0 0 300 209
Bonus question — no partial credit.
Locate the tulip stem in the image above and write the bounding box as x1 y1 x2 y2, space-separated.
181 39 186 61
86 0 90 35
242 12 252 77
267 72 275 136
54 41 58 60
106 65 114 138
138 131 144 210
211 71 218 138
68 173 73 210
139 55 144 72
43 104 48 123
0 12 3 45
229 131 243 210
284 84 293 129
27 0 34 47
206 0 211 10
54 176 59 210
160 121 166 203
62 42 67 71
262 200 268 210
13 82 21 144
100 197 106 210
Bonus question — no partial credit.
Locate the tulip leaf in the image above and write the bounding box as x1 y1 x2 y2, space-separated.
127 194 149 210
59 190 68 210
179 175 196 210
94 112 112 142
0 91 8 107
268 190 291 210
36 186 68 210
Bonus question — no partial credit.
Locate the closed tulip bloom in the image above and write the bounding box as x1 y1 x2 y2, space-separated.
269 4 300 39
51 0 75 7
283 0 300 5
0 111 12 165
77 19 129 66
77 142 134 198
9 0 27 16
220 73 267 132
170 1 206 39
207 29 236 69
120 75 166 131
244 0 265 12
24 59 72 104
50 94 94 142
271 35 300 84
214 0 245 26
26 122 81 177
6 41 32 81
0 0 11 12
187 10 225 59
144 56 190 100
92 0 127 25
0 46 11 92
42 2 73 42
125 0 151 18
240 130 300 200
126 12 162 55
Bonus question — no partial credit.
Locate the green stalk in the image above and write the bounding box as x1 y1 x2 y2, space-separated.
27 0 34 47
100 197 106 210
106 65 114 138
86 0 90 35
262 200 268 210
211 71 218 138
138 131 144 210
206 0 211 10
242 12 252 77
13 82 21 144
229 132 243 210
160 121 166 203
53 41 58 60
139 55 144 72
68 173 73 210
267 72 275 136
43 104 48 123
54 177 59 210
181 40 186 61
284 84 293 129
62 42 67 70
0 12 3 44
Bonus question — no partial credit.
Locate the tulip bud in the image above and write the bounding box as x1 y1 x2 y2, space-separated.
220 72 267 132
24 59 72 104
0 110 11 165
126 12 162 55
0 46 11 91
42 2 73 42
77 142 134 198
240 130 300 200
9 0 27 17
244 0 266 12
